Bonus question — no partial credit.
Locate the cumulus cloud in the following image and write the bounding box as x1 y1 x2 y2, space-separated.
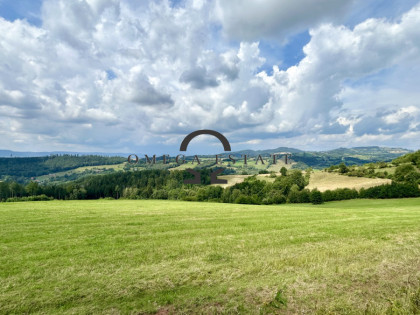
121 68 174 106
0 0 420 152
353 106 419 136
215 0 355 42
254 4 420 142
180 66 219 89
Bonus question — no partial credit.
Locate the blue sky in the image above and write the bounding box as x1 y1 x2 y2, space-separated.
0 0 42 25
0 0 419 155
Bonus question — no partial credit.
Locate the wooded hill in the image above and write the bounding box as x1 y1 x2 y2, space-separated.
0 149 419 204
0 146 412 183
0 155 125 180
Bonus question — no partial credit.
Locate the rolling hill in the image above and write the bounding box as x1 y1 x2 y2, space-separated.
0 146 413 183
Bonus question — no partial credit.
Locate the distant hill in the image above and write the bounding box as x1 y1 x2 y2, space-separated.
225 146 410 158
0 146 413 183
0 155 126 180
322 146 411 158
0 150 128 158
1 146 410 160
221 146 412 169
226 147 303 157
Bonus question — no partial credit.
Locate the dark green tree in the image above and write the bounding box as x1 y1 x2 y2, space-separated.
310 189 323 204
26 181 41 196
338 162 349 174
280 167 287 176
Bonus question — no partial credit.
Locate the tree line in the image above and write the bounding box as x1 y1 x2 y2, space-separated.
1 167 419 204
326 157 420 185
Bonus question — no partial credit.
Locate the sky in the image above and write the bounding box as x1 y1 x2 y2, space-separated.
0 0 420 155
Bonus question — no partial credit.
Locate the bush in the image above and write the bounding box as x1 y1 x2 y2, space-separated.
270 193 287 204
280 167 287 176
289 187 311 203
310 189 323 204
336 188 358 200
338 162 349 174
151 189 168 199
181 189 197 201
288 185 300 203
102 197 115 200
6 194 53 202
394 164 417 182
234 194 261 205
195 186 223 202
359 182 420 199
298 189 311 203
322 189 336 202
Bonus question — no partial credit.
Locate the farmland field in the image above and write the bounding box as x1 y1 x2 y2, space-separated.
216 170 392 191
1 199 420 314
306 171 392 192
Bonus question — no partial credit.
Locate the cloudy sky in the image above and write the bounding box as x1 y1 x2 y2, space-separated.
0 0 420 155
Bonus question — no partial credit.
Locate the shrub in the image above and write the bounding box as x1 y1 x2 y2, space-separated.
151 189 168 199
280 167 287 176
335 188 358 200
392 162 420 184
338 162 349 174
359 182 420 199
288 185 300 203
6 194 53 202
234 194 261 205
270 193 287 204
310 189 323 204
322 190 336 202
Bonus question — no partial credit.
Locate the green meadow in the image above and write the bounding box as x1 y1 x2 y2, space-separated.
1 199 420 314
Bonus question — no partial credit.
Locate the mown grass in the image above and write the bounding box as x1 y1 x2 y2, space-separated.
1 199 420 314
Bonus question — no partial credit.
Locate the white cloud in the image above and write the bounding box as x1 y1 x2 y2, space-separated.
0 0 420 152
383 106 419 124
215 0 355 42
254 4 420 145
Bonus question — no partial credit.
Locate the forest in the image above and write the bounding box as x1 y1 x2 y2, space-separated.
0 155 125 180
1 150 419 204
1 166 419 205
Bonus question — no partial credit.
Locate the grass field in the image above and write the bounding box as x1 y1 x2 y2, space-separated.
1 199 420 314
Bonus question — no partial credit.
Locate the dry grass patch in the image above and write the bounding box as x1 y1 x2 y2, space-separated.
307 171 391 192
